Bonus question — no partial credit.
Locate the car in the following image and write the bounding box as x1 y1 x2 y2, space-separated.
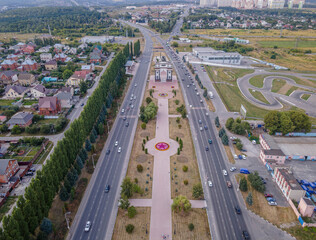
204 125 208 130
118 147 121 153
233 154 238 160
230 167 237 172
196 92 200 95
208 139 212 144
268 201 277 206
134 96 136 100
105 185 110 193
242 155 247 160
125 122 129 127
131 105 134 109
115 141 118 147
84 221 91 232
235 206 241 214
29 167 36 172
208 181 213 187
123 116 127 121
227 181 232 188
241 149 247 152
198 120 202 124
242 230 250 239
200 127 203 131
264 193 273 198
25 172 34 176
81 103 84 107
223 170 227 176
121 109 125 113
106 150 110 155
189 105 192 108
206 112 209 116
205 146 209 151
238 155 243 160
260 177 266 184
200 99 203 103
266 197 276 202
130 97 133 101
134 83 137 87
187 85 190 88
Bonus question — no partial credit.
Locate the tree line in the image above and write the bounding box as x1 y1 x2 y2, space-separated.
0 44 131 240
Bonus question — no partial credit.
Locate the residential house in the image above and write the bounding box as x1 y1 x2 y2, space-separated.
298 198 315 217
54 53 71 63
60 86 74 96
274 167 306 202
40 53 53 62
31 84 57 98
21 45 35 54
44 60 57 70
7 54 20 61
81 64 94 72
89 46 103 64
38 96 61 115
18 73 36 86
1 60 18 70
0 116 7 123
78 43 88 50
4 85 29 99
66 70 90 87
55 91 77 108
54 44 65 53
37 46 51 53
68 48 77 55
20 59 38 71
7 112 33 129
0 159 19 184
0 71 18 85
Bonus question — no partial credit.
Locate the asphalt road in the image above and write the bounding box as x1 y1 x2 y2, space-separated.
145 14 250 240
68 30 154 240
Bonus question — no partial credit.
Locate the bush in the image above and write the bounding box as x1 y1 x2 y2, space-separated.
239 177 248 192
246 192 253 206
126 224 135 234
174 99 180 105
40 218 53 234
188 223 194 231
137 164 143 173
184 179 188 185
182 165 188 172
11 125 23 134
176 117 180 124
128 206 137 218
146 97 152 104
236 142 243 150
192 183 203 199
141 123 146 129
225 117 234 130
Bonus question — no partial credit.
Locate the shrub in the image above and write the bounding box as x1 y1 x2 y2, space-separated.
145 148 148 154
182 165 188 172
141 123 146 129
128 206 137 218
178 124 182 129
175 99 180 105
134 178 138 184
126 224 135 234
239 177 248 192
176 117 180 123
177 148 180 155
192 183 203 199
188 223 194 231
184 180 188 185
146 97 152 104
137 164 143 173
143 139 146 144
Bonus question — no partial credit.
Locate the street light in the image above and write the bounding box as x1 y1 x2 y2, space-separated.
146 223 148 234
91 153 96 169
65 212 71 229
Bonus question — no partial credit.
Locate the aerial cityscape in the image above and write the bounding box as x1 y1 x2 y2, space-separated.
0 0 315 239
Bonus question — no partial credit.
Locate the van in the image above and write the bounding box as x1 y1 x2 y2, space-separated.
240 168 250 174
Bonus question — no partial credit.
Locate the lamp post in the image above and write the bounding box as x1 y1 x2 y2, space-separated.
146 223 148 234
92 153 96 169
65 212 71 229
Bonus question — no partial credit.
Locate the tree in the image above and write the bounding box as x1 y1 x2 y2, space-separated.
192 183 203 199
98 123 104 135
137 164 143 172
11 207 29 240
40 218 52 235
172 195 191 213
40 124 51 134
62 69 73 80
79 81 88 94
225 117 234 130
125 224 134 234
215 116 220 127
85 139 92 151
182 165 188 172
121 177 134 198
231 122 246 135
188 223 194 231
119 197 130 210
221 133 229 145
141 123 146 129
11 125 22 134
90 132 96 143
264 111 281 134
127 206 137 218
246 192 253 206
59 186 69 201
145 97 152 104
37 231 48 240
289 110 311 133
248 172 265 193
172 42 179 47
279 112 294 135
236 141 243 150
219 128 226 138
239 177 248 192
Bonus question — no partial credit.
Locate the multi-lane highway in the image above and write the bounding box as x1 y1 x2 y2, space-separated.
68 29 154 240
137 13 250 240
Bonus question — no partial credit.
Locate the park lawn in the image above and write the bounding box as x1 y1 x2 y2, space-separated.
23 100 38 106
112 207 150 240
249 89 270 104
285 86 298 96
0 99 16 106
235 174 298 226
258 40 316 48
176 44 194 52
285 225 316 240
301 94 311 101
0 196 18 222
169 88 184 115
169 117 201 200
172 209 211 240
249 75 265 88
0 32 40 42
271 79 287 93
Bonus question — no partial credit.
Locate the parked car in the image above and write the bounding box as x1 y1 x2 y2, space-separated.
208 181 213 187
227 181 232 188
81 103 84 107
238 155 243 160
266 197 276 202
264 193 273 198
242 155 247 160
25 172 34 176
260 177 267 184
268 201 277 206
233 154 238 160
230 167 236 172
84 221 91 232
235 206 241 214
29 167 36 172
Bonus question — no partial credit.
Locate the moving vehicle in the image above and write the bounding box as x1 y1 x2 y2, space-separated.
81 103 84 107
200 127 203 131
227 181 232 188
121 109 125 113
125 122 129 127
198 120 202 124
118 147 121 153
208 139 212 144
242 230 250 239
204 125 208 130
105 185 110 193
223 170 227 176
84 221 91 232
240 168 250 174
205 147 209 151
115 141 118 147
106 150 110 155
123 116 127 121
208 181 213 187
235 206 241 214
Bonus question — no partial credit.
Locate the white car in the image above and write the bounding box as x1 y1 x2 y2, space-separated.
190 105 192 108
200 99 203 103
200 127 203 131
121 109 125 113
242 155 247 160
134 83 137 87
206 112 209 116
268 201 278 206
233 154 238 160
223 170 228 176
230 167 237 172
115 141 118 147
84 221 91 232
197 92 200 96
187 85 190 88
118 147 122 153
208 181 213 187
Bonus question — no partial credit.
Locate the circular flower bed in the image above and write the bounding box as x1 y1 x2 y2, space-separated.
155 142 170 151
158 93 168 97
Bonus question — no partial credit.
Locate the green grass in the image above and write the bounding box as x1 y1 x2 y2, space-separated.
271 79 287 93
285 86 298 96
0 100 16 106
34 141 53 164
258 40 316 48
0 196 18 222
249 89 270 104
249 75 266 88
301 94 311 101
285 225 316 240
22 100 38 106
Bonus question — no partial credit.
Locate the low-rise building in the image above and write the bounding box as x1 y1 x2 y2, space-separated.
0 159 19 184
274 167 306 202
1 60 18 70
298 197 315 217
39 96 61 115
20 59 38 71
40 53 53 62
7 112 33 129
0 71 18 85
31 84 57 99
4 85 29 99
260 149 286 165
192 47 242 65
18 73 36 86
44 60 58 70
55 91 77 108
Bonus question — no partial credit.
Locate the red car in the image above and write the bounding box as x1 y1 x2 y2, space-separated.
264 194 273 198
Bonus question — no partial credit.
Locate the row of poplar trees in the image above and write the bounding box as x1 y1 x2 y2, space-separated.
0 44 131 240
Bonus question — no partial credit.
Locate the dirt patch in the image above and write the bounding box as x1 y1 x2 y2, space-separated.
140 132 151 138
172 132 184 138
224 145 235 164
136 155 148 163
168 89 184 115
177 156 188 163
278 83 294 95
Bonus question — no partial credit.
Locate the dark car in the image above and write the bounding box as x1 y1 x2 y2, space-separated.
25 172 34 176
205 147 209 151
235 206 241 214
106 150 110 155
242 230 250 239
105 185 110 193
204 125 208 130
264 193 273 198
260 177 267 184
81 103 84 107
29 167 36 172
266 197 276 202
123 116 127 121
125 122 129 127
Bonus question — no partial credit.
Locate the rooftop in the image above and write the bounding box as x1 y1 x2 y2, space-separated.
261 133 280 150
263 149 285 156
274 137 316 157
278 168 303 191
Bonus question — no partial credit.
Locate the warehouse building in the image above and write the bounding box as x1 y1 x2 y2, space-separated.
192 47 242 65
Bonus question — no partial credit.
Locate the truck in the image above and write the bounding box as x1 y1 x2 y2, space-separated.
208 91 214 99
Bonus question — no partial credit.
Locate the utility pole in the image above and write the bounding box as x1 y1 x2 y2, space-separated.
65 212 71 229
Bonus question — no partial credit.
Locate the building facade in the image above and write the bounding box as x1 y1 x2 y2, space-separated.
193 47 242 65
0 159 19 184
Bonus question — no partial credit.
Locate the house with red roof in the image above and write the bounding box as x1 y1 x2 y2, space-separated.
39 96 61 115
22 45 35 54
1 60 18 70
20 59 38 71
0 159 19 184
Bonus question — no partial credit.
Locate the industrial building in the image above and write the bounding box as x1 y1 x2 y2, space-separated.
192 47 242 65
268 0 285 8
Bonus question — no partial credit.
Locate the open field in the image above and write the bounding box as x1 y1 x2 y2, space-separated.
169 117 201 199
249 89 270 104
285 225 316 240
272 79 287 93
172 209 211 240
285 86 299 96
235 174 297 227
112 207 150 240
249 75 265 88
0 32 41 42
258 40 316 48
